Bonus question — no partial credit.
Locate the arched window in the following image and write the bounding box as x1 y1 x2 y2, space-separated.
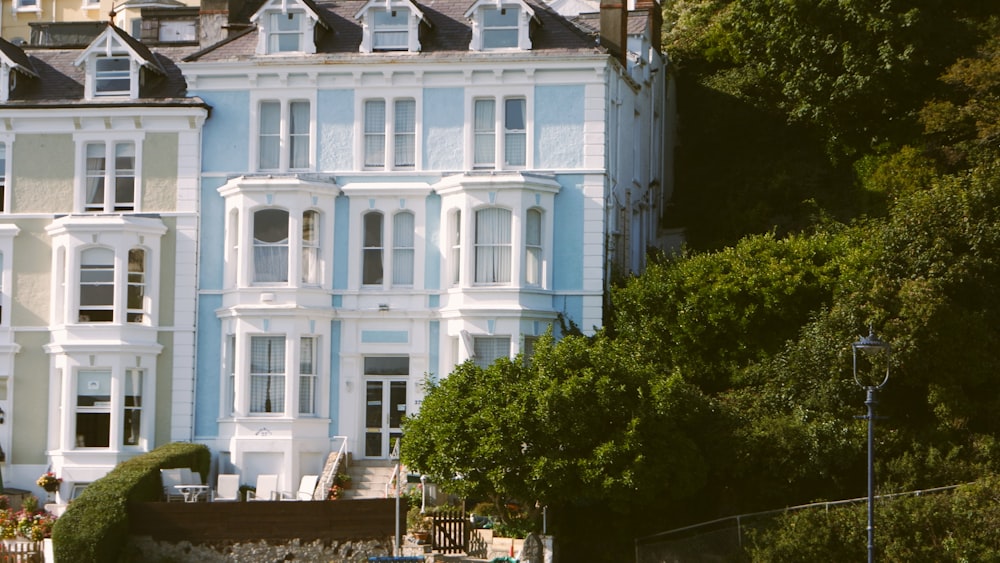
362 212 384 286
253 209 289 283
525 208 542 286
392 211 414 286
450 210 461 285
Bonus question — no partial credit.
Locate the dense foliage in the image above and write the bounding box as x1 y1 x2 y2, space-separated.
52 442 210 563
404 4 1000 561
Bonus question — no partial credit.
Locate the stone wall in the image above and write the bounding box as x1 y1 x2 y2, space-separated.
122 537 395 562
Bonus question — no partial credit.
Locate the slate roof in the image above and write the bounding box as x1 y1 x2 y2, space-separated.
186 0 604 62
572 10 650 38
0 43 202 105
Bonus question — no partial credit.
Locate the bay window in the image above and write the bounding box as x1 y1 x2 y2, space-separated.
250 335 285 414
253 208 290 283
473 336 511 369
302 210 320 284
76 370 111 448
79 247 115 323
362 212 384 285
474 207 512 284
123 369 143 446
299 336 317 415
525 209 542 286
392 211 414 286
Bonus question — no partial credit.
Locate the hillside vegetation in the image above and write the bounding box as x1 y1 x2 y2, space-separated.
403 3 1000 561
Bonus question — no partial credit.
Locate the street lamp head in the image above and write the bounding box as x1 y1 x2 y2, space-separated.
853 327 891 389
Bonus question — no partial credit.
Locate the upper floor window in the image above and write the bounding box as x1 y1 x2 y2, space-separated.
85 141 137 212
95 56 131 96
270 11 306 53
14 0 39 12
473 98 526 169
465 0 535 51
450 210 461 286
0 141 7 213
525 208 542 286
356 0 425 53
482 7 518 48
253 208 290 284
79 247 115 323
474 207 511 285
362 211 384 286
373 9 408 50
251 0 323 55
302 210 320 285
258 100 311 171
364 99 416 170
392 211 414 286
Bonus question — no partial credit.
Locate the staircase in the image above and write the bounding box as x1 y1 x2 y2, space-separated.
341 458 399 500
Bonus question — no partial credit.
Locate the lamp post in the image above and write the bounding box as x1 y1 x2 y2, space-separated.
853 328 891 563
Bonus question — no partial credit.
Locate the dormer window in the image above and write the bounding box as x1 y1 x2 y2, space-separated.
74 25 165 100
251 0 324 55
355 0 426 53
482 7 518 48
269 11 306 52
466 0 537 51
95 56 131 96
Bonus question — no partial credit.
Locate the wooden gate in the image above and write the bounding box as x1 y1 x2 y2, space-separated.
0 541 43 563
431 507 467 554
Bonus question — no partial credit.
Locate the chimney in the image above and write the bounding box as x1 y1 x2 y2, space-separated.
599 0 627 66
634 0 661 53
199 0 247 47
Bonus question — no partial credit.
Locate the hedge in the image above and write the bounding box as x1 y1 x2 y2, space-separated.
51 442 211 563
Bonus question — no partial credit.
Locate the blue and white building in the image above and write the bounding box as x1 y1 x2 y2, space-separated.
176 0 674 489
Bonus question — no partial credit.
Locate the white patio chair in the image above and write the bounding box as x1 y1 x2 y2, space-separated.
160 468 187 502
247 474 279 501
280 475 319 501
212 474 240 502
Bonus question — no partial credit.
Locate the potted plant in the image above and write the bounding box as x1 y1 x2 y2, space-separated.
327 484 343 500
36 472 61 502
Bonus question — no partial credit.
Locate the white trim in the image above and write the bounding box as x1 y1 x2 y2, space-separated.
72 132 145 213
249 90 317 172
354 90 422 171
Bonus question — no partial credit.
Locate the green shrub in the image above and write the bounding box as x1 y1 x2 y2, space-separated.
51 442 210 563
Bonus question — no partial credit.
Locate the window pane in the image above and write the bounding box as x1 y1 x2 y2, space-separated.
95 57 131 94
363 212 384 285
289 101 310 169
475 207 512 284
392 212 414 286
127 248 145 322
299 337 316 414
526 209 542 286
114 142 135 210
373 9 408 49
394 99 415 168
302 210 320 284
474 100 496 167
123 370 142 446
364 100 386 167
253 209 289 283
505 98 526 167
364 356 410 375
80 247 115 322
250 336 285 413
259 101 280 170
473 336 510 369
85 143 105 210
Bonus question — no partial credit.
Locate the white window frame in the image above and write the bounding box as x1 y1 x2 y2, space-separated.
372 8 409 50
466 0 533 51
362 211 384 286
474 206 512 285
299 335 317 415
252 207 290 285
74 134 144 214
473 336 511 369
254 5 318 55
79 246 115 323
362 97 418 170
525 208 542 286
391 211 414 286
67 360 154 452
249 334 287 415
14 0 40 13
470 94 530 170
0 138 11 214
74 369 113 448
301 209 321 285
254 97 313 172
93 55 135 98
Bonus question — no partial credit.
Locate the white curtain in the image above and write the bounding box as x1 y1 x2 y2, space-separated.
475 207 511 284
299 337 316 414
253 209 289 283
85 143 105 208
114 142 135 209
289 101 310 169
392 211 414 285
474 99 495 166
259 101 280 169
301 210 320 284
365 100 386 167
250 336 285 413
394 99 416 167
451 210 462 285
525 209 541 286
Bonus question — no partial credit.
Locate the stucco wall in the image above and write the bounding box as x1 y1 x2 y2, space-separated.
12 331 50 464
197 90 250 173
10 219 52 326
142 133 180 212
11 135 74 214
158 216 177 327
535 85 585 169
317 90 354 171
423 88 463 171
155 331 175 447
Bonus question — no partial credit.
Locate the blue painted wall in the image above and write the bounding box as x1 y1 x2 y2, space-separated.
195 294 223 437
423 88 464 170
429 320 439 381
333 194 351 290
196 90 249 173
200 177 227 290
535 85 584 169
318 90 355 171
552 174 584 291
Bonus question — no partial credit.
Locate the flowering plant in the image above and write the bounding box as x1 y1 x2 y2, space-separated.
36 472 61 493
327 485 343 500
0 495 56 541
